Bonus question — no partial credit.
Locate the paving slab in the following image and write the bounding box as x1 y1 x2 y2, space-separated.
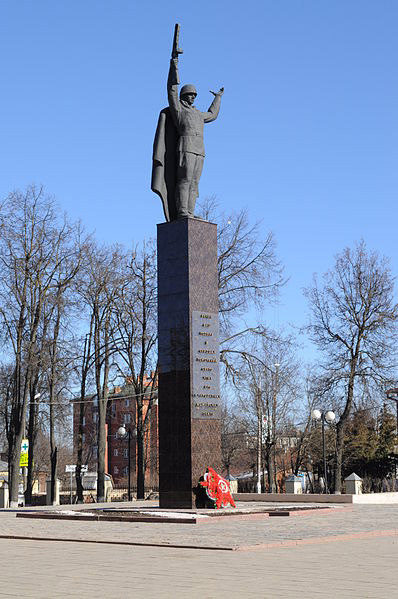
0 502 397 551
0 534 397 598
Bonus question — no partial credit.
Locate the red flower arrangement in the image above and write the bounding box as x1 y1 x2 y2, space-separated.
200 467 236 509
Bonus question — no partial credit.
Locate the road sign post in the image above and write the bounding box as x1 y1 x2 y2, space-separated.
19 438 29 468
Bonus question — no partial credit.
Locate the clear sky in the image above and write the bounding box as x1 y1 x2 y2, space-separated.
1 1 397 361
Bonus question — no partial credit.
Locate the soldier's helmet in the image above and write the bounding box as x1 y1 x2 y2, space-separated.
180 84 197 98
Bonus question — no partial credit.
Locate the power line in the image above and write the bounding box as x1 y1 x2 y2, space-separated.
25 390 158 407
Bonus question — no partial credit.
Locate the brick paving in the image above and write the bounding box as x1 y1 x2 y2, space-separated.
0 502 397 597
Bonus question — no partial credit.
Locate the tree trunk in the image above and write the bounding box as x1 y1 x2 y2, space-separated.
76 331 91 503
334 356 357 493
25 395 38 505
9 444 22 508
334 420 345 493
97 397 107 503
9 384 30 507
75 402 85 504
266 449 273 492
49 400 58 504
50 447 58 503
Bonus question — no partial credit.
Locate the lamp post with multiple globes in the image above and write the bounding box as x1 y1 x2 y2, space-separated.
311 409 336 493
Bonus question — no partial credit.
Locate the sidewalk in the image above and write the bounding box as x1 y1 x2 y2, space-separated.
0 502 397 597
0 502 397 550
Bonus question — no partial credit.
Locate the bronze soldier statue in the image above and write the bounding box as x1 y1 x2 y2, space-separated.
152 25 224 221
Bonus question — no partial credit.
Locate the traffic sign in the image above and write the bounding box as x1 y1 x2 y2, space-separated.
65 464 88 473
19 438 29 467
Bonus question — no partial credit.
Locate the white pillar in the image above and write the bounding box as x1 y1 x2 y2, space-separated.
46 479 61 505
0 484 9 508
285 475 302 494
345 473 362 495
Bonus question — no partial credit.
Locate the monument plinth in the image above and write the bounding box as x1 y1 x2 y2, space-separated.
157 218 222 508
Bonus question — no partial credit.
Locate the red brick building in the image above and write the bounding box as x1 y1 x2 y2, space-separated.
72 379 158 487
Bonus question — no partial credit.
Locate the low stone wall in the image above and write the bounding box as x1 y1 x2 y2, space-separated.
234 492 398 504
352 492 398 504
234 493 352 503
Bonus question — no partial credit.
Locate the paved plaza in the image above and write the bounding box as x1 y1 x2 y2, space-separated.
0 502 397 597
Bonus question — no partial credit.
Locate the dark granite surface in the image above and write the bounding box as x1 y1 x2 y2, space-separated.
157 219 221 508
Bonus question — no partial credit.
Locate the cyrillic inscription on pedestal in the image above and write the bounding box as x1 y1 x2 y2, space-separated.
191 311 221 419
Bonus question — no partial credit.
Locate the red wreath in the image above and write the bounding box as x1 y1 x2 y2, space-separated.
200 467 236 509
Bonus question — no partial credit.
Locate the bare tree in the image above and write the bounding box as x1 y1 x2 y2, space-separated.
74 324 94 503
221 401 246 478
0 186 82 506
197 198 285 339
78 242 122 502
45 268 82 504
222 331 300 492
112 243 158 499
305 241 398 492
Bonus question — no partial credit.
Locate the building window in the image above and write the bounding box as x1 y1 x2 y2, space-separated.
92 446 98 458
82 416 86 426
113 449 118 457
123 466 128 476
125 399 130 407
114 466 119 474
124 448 128 459
123 413 131 424
82 433 85 443
93 413 98 423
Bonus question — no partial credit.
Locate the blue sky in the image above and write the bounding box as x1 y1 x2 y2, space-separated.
1 1 397 361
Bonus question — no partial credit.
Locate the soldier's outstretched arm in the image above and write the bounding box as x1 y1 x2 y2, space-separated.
204 87 224 123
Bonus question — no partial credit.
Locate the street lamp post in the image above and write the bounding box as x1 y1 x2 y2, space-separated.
386 388 398 437
241 353 280 494
256 382 262 494
271 363 279 493
312 409 336 494
117 425 137 502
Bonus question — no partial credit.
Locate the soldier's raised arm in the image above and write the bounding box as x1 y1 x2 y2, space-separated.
168 24 183 116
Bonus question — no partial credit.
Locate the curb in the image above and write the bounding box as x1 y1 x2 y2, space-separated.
0 534 235 552
0 526 396 553
236 528 398 551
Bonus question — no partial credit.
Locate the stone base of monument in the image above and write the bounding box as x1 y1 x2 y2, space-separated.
157 218 222 509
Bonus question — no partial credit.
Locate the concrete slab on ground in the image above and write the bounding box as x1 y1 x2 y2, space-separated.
0 535 397 598
0 502 397 551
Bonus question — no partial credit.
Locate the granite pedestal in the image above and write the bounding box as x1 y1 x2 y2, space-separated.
157 218 222 509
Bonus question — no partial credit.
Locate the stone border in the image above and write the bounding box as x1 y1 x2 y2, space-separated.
234 492 398 504
1 526 397 553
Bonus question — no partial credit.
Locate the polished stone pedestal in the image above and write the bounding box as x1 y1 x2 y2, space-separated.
157 218 222 509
